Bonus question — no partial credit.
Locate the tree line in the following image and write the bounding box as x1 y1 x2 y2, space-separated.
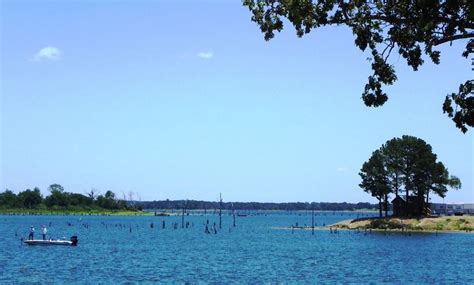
0 184 140 211
0 186 378 211
359 135 461 217
138 200 377 211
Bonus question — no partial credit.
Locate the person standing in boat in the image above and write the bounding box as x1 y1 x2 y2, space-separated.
41 225 47 240
28 226 34 240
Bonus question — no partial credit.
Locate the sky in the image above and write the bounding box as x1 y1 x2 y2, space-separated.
0 0 472 203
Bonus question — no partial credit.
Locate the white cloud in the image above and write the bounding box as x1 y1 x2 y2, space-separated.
33 46 62 61
197 51 213 59
337 167 348 172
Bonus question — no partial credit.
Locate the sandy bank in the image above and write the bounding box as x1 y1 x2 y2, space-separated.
330 216 474 232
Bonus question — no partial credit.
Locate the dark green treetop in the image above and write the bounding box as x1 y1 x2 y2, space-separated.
0 189 20 208
360 135 461 210
243 0 474 132
359 149 391 216
48 183 64 193
18 188 43 209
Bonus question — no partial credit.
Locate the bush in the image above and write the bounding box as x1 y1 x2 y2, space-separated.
369 219 403 229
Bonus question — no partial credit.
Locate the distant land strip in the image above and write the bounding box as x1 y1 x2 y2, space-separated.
136 200 378 211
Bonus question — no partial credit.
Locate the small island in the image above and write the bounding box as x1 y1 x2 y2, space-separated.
331 136 471 233
330 216 474 232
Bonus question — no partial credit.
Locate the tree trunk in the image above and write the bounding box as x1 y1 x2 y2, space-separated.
416 190 424 217
378 199 382 217
219 193 222 229
384 194 388 217
181 206 185 228
233 210 236 227
395 173 399 197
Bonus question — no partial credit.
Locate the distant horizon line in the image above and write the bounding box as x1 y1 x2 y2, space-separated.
135 199 473 205
2 188 469 204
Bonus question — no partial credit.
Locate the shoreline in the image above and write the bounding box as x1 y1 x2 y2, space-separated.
328 216 474 233
271 216 474 234
0 208 378 216
271 225 474 234
0 209 152 216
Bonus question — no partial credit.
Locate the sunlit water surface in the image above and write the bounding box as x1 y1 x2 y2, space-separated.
1 212 473 283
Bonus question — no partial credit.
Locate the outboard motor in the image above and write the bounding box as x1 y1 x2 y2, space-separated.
70 236 78 246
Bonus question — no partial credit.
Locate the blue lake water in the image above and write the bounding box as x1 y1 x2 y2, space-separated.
1 212 473 283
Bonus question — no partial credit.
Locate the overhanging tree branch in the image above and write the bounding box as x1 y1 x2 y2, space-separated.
243 0 474 132
433 33 474 46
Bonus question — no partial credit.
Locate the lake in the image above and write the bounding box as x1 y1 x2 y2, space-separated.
1 212 473 283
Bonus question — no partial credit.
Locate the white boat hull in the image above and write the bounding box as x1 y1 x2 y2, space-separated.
24 238 77 246
24 240 73 246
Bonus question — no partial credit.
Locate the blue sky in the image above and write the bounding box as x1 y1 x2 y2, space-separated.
1 1 472 203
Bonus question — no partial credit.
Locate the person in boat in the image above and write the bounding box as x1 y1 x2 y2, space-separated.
41 225 47 240
28 226 34 240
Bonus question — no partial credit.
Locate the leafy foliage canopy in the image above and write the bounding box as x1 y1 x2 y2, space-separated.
243 0 474 132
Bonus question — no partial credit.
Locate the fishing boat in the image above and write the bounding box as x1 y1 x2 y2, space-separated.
24 236 78 246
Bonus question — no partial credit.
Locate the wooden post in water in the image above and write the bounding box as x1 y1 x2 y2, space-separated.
219 193 222 229
232 203 236 228
181 200 186 229
312 208 315 235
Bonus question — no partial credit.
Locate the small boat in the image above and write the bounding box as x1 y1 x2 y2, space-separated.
24 236 78 246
